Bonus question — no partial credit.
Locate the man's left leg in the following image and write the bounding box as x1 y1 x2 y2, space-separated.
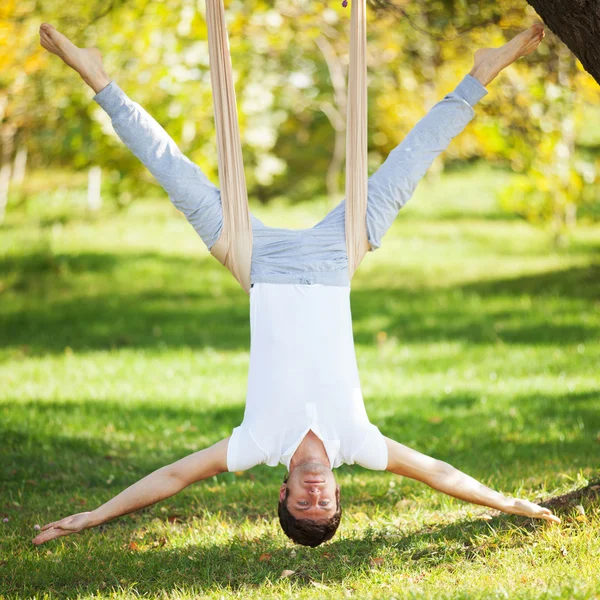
364 22 545 252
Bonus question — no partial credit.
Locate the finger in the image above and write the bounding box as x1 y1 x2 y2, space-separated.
549 514 561 523
41 521 60 531
540 513 561 524
540 507 561 523
32 528 55 545
33 526 69 545
33 526 59 545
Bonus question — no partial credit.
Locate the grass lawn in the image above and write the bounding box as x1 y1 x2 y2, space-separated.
1 164 599 599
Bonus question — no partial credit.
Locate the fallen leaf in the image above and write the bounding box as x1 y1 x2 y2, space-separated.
560 546 568 557
128 541 139 551
311 581 329 590
575 505 585 516
322 552 334 560
151 537 167 548
481 515 493 521
167 515 181 524
280 569 295 578
370 557 384 567
259 553 272 562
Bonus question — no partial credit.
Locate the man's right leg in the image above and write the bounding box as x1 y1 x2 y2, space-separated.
39 23 223 252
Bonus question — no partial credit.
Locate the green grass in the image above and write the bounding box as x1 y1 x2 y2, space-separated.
1 165 600 599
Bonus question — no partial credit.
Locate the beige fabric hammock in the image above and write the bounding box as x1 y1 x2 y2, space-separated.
206 0 369 295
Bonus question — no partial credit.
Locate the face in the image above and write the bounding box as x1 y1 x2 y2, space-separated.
280 462 340 520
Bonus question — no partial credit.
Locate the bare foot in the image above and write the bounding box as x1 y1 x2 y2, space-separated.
39 23 111 94
469 22 545 87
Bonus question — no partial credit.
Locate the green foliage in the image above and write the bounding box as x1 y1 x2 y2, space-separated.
2 1 600 220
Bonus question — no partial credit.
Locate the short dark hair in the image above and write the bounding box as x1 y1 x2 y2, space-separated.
277 483 342 547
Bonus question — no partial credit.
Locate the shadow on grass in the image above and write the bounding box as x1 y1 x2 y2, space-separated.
0 251 249 356
351 263 600 346
1 253 599 356
377 389 600 478
1 400 246 494
0 251 121 277
11 480 600 597
460 263 600 300
3 390 598 501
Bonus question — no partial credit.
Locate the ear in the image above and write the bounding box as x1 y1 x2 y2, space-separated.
335 485 341 501
279 483 287 502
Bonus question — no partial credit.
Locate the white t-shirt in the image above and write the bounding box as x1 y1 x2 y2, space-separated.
227 282 388 472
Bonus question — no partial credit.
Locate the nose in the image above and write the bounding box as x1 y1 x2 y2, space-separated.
308 487 320 495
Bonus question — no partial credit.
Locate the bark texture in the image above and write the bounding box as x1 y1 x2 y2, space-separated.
525 0 600 85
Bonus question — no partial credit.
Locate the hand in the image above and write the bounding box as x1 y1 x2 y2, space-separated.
32 511 93 545
508 498 561 523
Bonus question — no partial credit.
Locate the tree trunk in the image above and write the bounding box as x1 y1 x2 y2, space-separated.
12 145 27 187
315 34 347 208
525 0 600 85
0 124 15 224
88 165 102 211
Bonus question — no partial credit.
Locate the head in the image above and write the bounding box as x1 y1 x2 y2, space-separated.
277 462 342 547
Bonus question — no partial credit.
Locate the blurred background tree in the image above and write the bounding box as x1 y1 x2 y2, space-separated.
1 0 599 238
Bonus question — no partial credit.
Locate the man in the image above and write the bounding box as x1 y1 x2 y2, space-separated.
33 21 559 549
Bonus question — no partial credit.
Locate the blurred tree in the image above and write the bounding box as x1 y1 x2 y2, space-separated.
497 32 599 244
367 0 600 237
1 0 599 223
369 0 600 86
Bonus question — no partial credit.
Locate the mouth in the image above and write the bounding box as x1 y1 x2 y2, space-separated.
303 479 325 484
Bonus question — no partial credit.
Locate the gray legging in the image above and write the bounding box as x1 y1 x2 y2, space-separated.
93 74 487 287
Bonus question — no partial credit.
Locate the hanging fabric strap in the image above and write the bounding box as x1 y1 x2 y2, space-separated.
345 0 370 281
205 0 253 294
205 0 368 294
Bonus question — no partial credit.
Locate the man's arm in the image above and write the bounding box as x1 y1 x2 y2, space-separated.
384 437 560 523
32 438 230 545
